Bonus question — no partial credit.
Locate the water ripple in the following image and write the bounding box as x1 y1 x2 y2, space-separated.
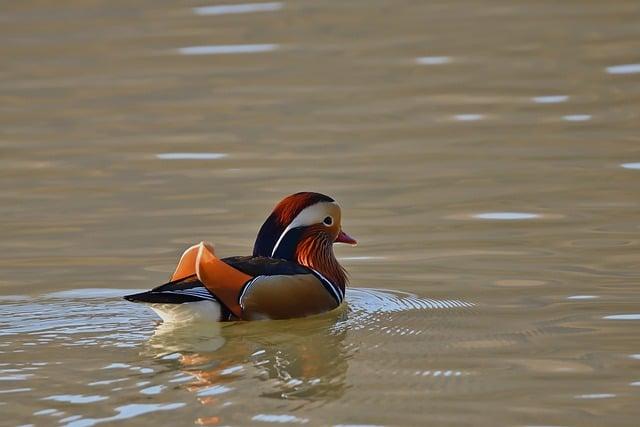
621 162 640 170
453 114 484 121
567 295 599 300
416 56 451 65
532 95 568 104
606 64 640 74
473 212 539 220
156 153 227 160
0 387 31 394
252 414 309 424
562 114 591 122
139 385 165 395
603 314 640 320
43 394 108 404
193 2 283 16
178 44 278 55
347 288 474 313
65 403 186 427
575 393 616 399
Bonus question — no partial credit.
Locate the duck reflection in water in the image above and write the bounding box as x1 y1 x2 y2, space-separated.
144 306 351 420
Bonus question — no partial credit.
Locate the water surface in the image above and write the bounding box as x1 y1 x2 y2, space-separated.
1 0 640 425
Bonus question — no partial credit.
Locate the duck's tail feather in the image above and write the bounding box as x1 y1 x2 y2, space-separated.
123 274 227 322
123 274 218 304
123 291 209 304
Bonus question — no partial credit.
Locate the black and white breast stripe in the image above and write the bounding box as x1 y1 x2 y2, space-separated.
310 269 344 305
237 276 262 308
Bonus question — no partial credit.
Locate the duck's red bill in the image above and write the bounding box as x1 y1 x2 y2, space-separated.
335 230 357 245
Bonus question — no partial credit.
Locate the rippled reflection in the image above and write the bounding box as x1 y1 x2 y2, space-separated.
473 212 539 220
252 414 309 423
416 56 452 65
575 393 616 399
0 387 31 394
621 162 640 170
603 314 640 320
453 114 483 121
562 114 591 121
144 310 350 404
606 64 640 74
44 394 108 404
156 153 227 160
140 287 473 412
193 2 283 16
66 403 187 427
0 286 476 423
532 95 568 103
178 44 278 55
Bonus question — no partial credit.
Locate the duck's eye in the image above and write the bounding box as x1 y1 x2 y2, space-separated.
323 216 333 226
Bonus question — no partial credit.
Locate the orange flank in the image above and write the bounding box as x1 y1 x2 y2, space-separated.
194 242 252 318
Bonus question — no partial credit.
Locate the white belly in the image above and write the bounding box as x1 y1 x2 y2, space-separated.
146 301 225 355
149 300 222 323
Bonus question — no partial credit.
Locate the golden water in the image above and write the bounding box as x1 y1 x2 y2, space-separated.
1 0 640 425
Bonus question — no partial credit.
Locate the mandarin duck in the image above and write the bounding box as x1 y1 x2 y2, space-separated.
124 192 357 321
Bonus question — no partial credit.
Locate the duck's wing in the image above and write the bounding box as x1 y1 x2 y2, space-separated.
221 255 310 276
221 256 344 320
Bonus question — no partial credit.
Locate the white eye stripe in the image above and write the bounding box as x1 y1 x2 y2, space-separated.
271 202 337 257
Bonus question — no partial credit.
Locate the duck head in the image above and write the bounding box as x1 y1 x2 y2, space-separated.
253 192 357 289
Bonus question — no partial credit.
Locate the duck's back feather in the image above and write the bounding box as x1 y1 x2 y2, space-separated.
221 256 310 276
